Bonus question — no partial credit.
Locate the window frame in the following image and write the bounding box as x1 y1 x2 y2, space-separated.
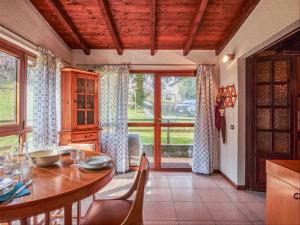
0 38 36 147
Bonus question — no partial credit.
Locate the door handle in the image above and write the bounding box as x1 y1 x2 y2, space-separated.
294 193 300 200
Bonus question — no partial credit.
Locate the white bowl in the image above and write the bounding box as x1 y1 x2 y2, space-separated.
29 150 61 167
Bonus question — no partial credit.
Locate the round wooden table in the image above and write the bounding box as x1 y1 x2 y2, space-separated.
0 151 114 224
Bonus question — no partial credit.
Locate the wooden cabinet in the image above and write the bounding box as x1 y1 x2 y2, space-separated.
59 68 101 152
266 160 300 225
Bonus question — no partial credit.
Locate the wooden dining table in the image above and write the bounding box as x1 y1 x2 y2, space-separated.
0 151 114 224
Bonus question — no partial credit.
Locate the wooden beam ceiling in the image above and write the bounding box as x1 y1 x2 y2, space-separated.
96 0 123 55
150 0 156 56
44 0 90 55
216 0 261 55
183 0 208 56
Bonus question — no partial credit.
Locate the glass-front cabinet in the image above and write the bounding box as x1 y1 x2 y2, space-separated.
75 76 98 128
60 68 100 152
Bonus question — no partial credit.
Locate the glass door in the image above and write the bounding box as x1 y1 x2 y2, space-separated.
128 74 155 168
158 75 196 169
128 72 196 170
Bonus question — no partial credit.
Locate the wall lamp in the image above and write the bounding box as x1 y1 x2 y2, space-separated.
222 53 235 63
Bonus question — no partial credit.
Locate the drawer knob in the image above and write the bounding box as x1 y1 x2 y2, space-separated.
294 193 300 200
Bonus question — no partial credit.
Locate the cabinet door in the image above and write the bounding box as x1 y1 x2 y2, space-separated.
266 175 300 225
74 74 98 129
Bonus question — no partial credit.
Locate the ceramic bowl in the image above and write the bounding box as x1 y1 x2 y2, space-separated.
29 150 61 167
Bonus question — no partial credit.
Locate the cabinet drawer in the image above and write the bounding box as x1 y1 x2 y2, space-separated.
71 132 98 141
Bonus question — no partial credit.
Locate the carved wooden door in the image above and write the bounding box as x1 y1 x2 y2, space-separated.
248 56 297 191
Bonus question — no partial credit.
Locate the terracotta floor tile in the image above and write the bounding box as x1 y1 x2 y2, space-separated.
223 190 261 203
169 178 194 189
192 179 218 189
147 178 170 189
198 189 231 202
150 172 169 179
144 221 179 225
236 203 265 221
145 189 173 201
167 172 192 178
205 203 248 221
175 202 212 221
143 202 177 221
171 189 202 202
178 221 215 225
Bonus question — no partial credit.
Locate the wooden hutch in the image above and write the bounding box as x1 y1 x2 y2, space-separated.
59 68 101 152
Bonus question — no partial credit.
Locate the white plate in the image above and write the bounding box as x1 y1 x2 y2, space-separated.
79 156 112 170
52 146 74 154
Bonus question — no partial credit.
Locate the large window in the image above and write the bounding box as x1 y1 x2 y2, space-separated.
0 39 35 153
0 51 18 125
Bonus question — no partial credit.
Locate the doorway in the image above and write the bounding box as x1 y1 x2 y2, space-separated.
128 70 196 171
246 29 300 191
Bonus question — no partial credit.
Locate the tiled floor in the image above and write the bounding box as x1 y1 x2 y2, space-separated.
80 171 266 225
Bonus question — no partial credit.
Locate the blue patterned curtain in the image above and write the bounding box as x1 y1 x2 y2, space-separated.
32 48 62 148
192 65 215 174
95 65 129 173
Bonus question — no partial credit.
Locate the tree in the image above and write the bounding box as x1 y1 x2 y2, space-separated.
178 78 196 101
135 75 145 109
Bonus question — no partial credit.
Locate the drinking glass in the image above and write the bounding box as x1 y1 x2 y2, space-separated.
70 149 85 167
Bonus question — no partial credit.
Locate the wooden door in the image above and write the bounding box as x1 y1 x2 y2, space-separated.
247 56 297 190
73 74 99 130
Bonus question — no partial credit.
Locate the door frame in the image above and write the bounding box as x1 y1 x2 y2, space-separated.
129 70 196 171
245 54 298 190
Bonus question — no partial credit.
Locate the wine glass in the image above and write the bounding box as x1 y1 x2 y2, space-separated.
70 149 85 167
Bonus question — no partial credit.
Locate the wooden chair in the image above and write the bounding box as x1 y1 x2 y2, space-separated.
80 153 150 225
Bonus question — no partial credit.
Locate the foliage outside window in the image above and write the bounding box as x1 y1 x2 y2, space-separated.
0 40 36 153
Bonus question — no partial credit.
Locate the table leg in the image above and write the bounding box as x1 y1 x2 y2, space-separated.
64 204 72 225
44 213 50 225
77 202 81 225
20 218 29 225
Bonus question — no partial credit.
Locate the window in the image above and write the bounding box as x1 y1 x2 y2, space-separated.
0 51 18 125
0 39 35 152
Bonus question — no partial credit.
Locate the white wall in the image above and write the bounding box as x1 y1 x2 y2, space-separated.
218 0 300 185
72 49 217 70
0 0 71 63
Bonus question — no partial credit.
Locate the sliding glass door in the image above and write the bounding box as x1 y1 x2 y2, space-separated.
128 71 196 170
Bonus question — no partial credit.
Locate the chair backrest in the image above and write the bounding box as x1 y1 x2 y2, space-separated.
121 153 150 225
68 143 95 151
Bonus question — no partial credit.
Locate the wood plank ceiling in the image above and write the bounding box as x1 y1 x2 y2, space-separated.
29 0 260 55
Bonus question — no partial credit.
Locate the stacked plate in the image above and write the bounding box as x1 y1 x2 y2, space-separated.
52 146 74 155
0 178 16 196
79 156 112 170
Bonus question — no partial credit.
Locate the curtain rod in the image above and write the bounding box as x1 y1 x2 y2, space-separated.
77 63 216 67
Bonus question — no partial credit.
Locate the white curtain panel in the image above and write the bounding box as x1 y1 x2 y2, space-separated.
192 65 215 174
95 65 129 173
32 48 62 148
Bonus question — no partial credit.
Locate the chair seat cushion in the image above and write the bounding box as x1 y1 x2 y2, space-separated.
81 200 133 225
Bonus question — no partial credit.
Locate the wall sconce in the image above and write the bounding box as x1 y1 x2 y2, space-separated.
222 53 235 63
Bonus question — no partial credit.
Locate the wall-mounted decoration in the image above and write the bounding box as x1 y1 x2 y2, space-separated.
216 85 238 108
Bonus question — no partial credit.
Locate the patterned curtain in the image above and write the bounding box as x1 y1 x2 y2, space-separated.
95 65 129 173
192 65 215 174
32 48 62 148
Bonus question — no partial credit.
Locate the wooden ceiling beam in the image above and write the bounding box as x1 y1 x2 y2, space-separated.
150 0 156 56
215 0 260 55
44 0 90 55
96 0 123 55
183 0 208 56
